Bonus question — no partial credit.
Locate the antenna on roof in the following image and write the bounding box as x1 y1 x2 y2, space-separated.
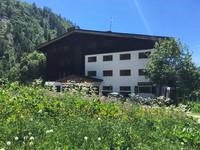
109 17 113 32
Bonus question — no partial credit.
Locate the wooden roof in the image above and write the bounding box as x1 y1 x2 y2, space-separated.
38 28 170 51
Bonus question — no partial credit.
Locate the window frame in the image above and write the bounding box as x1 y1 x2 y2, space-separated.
119 86 131 96
120 69 131 76
103 70 113 76
103 55 113 61
120 53 131 60
87 71 97 77
102 86 113 96
138 51 151 59
138 86 152 93
102 86 113 91
88 56 97 62
138 69 147 76
120 86 131 91
137 82 153 93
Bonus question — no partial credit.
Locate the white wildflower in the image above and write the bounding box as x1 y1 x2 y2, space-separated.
98 137 101 141
24 136 28 140
38 109 42 113
0 148 5 150
181 142 184 145
29 136 34 140
46 129 54 134
182 127 186 132
98 117 101 121
15 136 19 141
6 141 11 146
84 136 88 141
28 132 32 136
29 141 34 146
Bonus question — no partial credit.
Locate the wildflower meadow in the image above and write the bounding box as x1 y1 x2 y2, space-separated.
0 82 200 149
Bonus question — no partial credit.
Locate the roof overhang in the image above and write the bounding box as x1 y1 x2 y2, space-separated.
38 28 170 51
57 75 103 83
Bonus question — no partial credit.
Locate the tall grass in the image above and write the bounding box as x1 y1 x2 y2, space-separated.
187 101 200 113
0 82 200 149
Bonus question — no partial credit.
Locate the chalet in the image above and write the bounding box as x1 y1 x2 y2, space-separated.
38 28 168 97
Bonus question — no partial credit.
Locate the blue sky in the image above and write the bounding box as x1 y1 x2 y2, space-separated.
21 0 200 66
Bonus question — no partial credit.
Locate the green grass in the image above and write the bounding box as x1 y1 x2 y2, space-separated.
187 101 200 113
0 83 200 149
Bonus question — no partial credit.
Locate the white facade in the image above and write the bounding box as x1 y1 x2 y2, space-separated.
85 49 154 97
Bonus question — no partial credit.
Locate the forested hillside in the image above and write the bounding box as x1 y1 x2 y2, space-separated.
0 0 74 82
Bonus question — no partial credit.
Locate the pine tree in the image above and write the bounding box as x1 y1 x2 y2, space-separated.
0 0 74 82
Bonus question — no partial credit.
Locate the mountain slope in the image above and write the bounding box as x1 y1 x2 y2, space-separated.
0 0 74 82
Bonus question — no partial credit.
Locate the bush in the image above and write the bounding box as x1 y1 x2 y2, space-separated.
187 101 200 113
128 93 174 106
190 90 200 101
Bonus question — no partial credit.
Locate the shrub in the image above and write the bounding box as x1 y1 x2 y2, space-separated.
128 93 174 106
190 90 200 101
187 101 200 113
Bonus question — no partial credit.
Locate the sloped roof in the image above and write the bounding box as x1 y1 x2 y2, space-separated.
38 28 170 50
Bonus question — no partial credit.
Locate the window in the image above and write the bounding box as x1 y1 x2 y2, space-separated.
120 69 131 76
55 86 61 92
138 69 147 76
103 86 113 91
120 86 131 96
102 86 113 96
120 86 131 91
138 87 152 93
134 86 139 94
139 51 151 59
103 55 113 61
88 56 96 62
87 71 96 77
120 53 131 60
103 70 113 76
137 82 152 93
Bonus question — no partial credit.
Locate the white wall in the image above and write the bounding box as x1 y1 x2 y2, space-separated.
85 50 153 97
